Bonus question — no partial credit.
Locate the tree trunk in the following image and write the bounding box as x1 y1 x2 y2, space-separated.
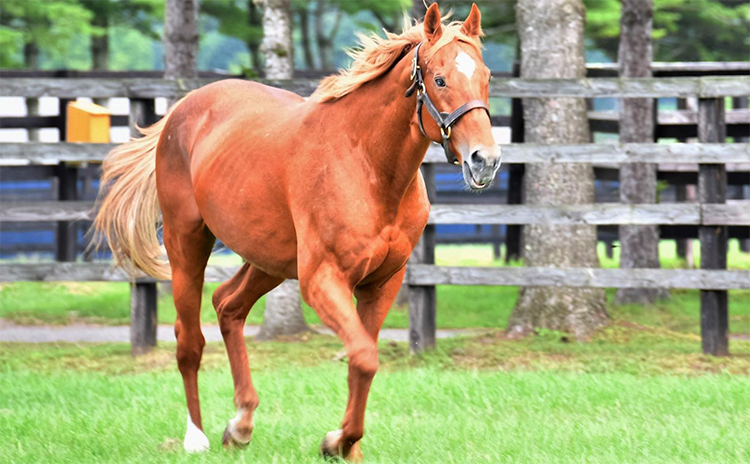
91 10 109 70
614 0 668 305
257 0 306 339
257 280 309 340
24 41 40 142
165 0 199 82
247 0 262 72
507 0 608 340
314 0 334 71
262 0 294 79
298 7 316 69
91 9 109 108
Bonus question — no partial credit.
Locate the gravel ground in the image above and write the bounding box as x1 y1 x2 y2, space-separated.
0 319 478 343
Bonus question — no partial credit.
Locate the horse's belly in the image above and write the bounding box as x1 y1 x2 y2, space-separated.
196 188 299 279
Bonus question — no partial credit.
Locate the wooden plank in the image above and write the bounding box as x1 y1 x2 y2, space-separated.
127 99 159 356
423 143 750 164
589 109 750 125
698 97 729 356
0 77 320 99
130 283 157 355
55 163 78 262
2 76 749 99
428 203 703 225
489 76 750 98
3 262 749 290
409 165 437 354
587 61 750 76
0 201 94 221
3 201 747 225
406 265 750 290
0 143 115 165
3 142 748 166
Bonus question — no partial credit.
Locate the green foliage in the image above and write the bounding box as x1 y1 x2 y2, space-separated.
0 0 94 67
585 0 750 61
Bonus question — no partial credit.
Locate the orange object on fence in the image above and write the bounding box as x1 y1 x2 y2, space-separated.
66 101 110 143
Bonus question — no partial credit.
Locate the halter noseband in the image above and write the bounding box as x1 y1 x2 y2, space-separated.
404 42 491 165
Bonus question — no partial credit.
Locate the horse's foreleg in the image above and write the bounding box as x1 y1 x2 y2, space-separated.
213 263 283 447
300 265 382 462
320 267 407 460
163 223 214 453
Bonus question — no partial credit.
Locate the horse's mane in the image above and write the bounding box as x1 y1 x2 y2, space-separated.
311 16 483 102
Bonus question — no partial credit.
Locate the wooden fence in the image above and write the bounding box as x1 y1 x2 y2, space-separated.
1 72 749 356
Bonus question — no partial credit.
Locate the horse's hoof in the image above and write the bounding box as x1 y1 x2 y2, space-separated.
320 430 362 462
221 426 249 448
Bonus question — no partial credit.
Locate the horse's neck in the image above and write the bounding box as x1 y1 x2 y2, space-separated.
323 55 431 204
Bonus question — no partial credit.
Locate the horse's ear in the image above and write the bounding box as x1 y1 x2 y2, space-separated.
461 3 483 38
423 3 443 43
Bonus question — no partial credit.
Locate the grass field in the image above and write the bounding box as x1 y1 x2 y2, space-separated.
3 244 750 463
2 325 750 464
2 242 749 334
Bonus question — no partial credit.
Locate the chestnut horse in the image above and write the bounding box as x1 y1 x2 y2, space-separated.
94 3 499 459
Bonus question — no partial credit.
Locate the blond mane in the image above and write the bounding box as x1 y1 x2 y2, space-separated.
311 17 483 102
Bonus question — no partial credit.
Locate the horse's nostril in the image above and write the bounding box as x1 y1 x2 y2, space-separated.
471 150 482 165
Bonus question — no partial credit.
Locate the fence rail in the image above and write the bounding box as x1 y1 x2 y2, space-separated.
2 263 750 291
2 142 749 166
2 76 750 99
4 200 750 226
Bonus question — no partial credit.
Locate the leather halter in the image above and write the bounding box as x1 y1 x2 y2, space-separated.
404 42 491 165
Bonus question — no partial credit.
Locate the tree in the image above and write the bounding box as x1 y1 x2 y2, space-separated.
76 0 161 71
261 0 294 78
165 0 199 81
507 0 608 340
615 0 668 305
257 280 309 340
257 0 308 340
202 0 263 73
586 0 750 61
0 0 93 68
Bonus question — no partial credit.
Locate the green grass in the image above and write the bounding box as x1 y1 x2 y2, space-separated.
2 326 750 464
2 242 749 333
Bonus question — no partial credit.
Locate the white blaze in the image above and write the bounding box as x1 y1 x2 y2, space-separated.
455 52 476 80
184 414 210 453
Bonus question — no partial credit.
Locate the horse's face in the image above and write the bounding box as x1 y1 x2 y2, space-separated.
421 3 501 190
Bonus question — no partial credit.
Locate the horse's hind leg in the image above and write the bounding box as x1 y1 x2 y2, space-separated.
160 201 215 452
212 263 283 447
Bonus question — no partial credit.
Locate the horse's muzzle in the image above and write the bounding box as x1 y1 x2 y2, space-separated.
462 145 501 190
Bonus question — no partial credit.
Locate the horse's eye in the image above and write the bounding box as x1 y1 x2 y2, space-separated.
434 77 446 88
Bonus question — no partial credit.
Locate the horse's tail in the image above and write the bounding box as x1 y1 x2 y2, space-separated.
92 97 187 280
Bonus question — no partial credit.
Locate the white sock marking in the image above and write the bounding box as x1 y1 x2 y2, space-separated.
183 413 210 453
456 51 476 80
227 407 252 444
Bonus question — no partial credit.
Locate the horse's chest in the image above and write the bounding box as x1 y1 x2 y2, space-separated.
358 225 418 285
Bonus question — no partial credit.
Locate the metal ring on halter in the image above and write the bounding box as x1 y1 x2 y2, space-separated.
440 126 451 139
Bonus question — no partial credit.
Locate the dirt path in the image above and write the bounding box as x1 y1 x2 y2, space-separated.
0 319 479 343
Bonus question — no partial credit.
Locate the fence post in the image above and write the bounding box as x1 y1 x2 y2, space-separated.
698 97 728 356
55 97 77 262
733 96 750 253
674 97 691 260
506 62 525 263
409 164 436 353
129 98 159 355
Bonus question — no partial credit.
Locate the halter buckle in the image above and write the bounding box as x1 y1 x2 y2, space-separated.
440 126 451 139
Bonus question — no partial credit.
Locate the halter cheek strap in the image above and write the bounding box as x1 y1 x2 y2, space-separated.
404 42 491 165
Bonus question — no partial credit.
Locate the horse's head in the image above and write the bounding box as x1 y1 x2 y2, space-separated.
412 3 500 191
